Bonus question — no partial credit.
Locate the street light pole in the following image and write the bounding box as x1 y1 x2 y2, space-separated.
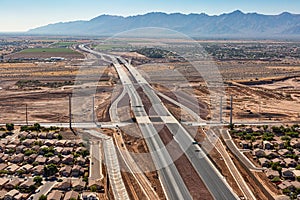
230 95 233 126
25 104 28 125
220 96 223 123
92 95 95 123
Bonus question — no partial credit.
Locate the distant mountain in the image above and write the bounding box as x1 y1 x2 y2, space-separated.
27 11 300 38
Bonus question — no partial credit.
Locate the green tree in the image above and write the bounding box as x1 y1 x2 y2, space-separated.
6 123 14 131
80 149 89 157
57 134 63 140
90 185 97 192
229 123 235 130
263 125 268 131
34 176 43 185
271 177 281 182
44 164 58 177
34 123 41 131
39 195 47 200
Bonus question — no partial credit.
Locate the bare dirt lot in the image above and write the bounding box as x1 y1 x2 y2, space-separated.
0 61 115 123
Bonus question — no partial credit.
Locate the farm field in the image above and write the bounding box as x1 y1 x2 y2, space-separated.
4 47 84 60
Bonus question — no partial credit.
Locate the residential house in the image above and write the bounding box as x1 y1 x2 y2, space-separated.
0 154 9 163
62 148 73 155
60 166 72 177
6 164 20 174
20 164 33 173
284 158 297 168
46 132 55 139
56 140 66 147
252 141 263 149
76 157 86 166
253 149 265 158
82 192 99 200
29 132 38 139
45 140 56 147
56 180 72 191
71 165 83 177
72 178 85 191
62 155 74 164
266 169 280 179
19 179 35 190
66 140 76 147
263 141 274 150
14 193 27 200
291 181 300 190
282 168 295 180
35 156 47 164
22 139 35 147
25 133 34 139
18 131 29 139
293 170 300 178
265 150 278 159
75 147 86 153
278 181 293 190
0 163 8 171
258 158 270 168
5 178 21 190
0 178 9 188
9 140 20 145
0 190 6 199
11 154 24 164
4 189 19 200
27 154 38 163
0 154 6 163
55 147 64 155
48 190 64 200
291 138 300 148
32 165 44 176
38 132 47 139
16 145 26 154
32 145 40 152
239 141 250 149
88 179 103 191
75 140 84 147
278 149 292 157
47 156 60 164
64 191 79 200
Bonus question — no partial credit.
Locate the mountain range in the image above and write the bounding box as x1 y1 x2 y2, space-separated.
28 10 300 38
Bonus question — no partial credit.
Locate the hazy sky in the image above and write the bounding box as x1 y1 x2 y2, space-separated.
1 0 299 32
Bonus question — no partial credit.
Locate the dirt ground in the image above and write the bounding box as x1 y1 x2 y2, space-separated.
0 62 115 124
5 51 84 60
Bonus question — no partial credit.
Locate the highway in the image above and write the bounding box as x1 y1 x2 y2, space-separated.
110 52 192 200
118 57 238 199
78 44 192 200
78 44 240 199
114 129 160 200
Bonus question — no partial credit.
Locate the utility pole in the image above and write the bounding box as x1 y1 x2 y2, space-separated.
69 94 72 129
92 95 95 123
25 104 28 125
69 94 77 135
220 96 223 123
230 95 233 126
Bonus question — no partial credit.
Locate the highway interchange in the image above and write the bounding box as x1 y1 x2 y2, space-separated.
78 44 239 199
